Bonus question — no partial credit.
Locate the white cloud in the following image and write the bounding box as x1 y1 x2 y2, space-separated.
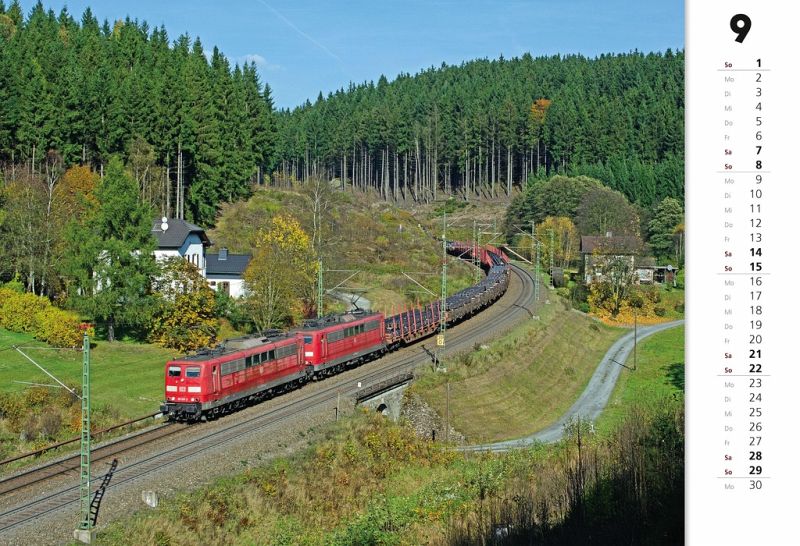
239 53 281 71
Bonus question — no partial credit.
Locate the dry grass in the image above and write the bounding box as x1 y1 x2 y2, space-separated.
94 401 683 546
413 296 625 442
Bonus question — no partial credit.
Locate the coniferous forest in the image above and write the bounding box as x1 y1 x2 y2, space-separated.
0 0 683 227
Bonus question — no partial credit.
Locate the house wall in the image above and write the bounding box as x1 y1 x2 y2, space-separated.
154 234 206 277
207 275 247 298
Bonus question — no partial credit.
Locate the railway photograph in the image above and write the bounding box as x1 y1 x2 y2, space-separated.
0 1 685 544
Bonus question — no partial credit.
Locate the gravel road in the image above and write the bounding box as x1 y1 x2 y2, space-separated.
464 319 684 451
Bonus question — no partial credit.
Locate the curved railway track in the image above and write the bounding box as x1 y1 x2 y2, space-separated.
0 263 536 537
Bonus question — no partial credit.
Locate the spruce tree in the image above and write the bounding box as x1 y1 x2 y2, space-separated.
63 156 158 340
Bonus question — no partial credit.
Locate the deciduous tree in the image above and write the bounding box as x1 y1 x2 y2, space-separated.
575 186 640 237
536 216 579 269
587 254 638 318
244 214 316 330
150 257 218 352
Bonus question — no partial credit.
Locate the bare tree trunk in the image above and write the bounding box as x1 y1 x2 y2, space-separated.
414 138 421 201
404 152 409 201
506 147 511 195
478 145 482 198
491 137 495 198
393 151 399 201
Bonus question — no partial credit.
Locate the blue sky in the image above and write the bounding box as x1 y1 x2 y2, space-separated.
18 1 684 109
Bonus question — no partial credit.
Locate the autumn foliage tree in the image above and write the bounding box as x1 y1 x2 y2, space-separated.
244 214 316 330
528 98 551 172
587 254 638 318
149 257 218 352
535 216 580 270
53 164 99 223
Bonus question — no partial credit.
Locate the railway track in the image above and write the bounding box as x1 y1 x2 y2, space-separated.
0 422 183 497
0 263 536 537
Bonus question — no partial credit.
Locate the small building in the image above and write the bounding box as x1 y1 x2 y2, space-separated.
152 218 251 297
205 248 251 298
580 233 642 284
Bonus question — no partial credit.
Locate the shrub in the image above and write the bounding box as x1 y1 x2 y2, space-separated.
34 307 83 347
0 288 48 333
0 392 25 424
0 288 83 347
1 276 24 293
40 410 63 439
628 290 646 309
654 306 667 317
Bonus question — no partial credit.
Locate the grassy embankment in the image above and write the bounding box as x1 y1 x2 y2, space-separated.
0 328 175 464
94 399 683 545
410 292 625 443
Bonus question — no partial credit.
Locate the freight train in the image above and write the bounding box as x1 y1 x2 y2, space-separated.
161 243 509 422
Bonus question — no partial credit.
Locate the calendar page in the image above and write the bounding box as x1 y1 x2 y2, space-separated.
687 2 800 544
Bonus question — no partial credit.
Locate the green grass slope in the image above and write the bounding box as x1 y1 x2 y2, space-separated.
411 295 625 443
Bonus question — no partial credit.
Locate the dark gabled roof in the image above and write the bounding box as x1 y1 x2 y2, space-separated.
580 235 642 255
152 218 210 249
206 253 251 276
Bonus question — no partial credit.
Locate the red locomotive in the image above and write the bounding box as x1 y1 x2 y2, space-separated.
300 311 386 377
162 331 306 421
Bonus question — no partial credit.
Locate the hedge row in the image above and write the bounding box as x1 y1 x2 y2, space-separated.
0 287 83 347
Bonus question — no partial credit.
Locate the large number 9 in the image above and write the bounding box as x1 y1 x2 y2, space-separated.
731 14 751 43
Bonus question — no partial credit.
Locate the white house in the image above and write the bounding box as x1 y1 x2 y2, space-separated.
152 218 250 298
205 248 251 298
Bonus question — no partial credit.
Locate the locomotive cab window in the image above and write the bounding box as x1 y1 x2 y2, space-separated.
303 335 312 344
168 366 181 377
186 366 201 378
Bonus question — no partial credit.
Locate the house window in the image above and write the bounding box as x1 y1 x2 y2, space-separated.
220 282 230 296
